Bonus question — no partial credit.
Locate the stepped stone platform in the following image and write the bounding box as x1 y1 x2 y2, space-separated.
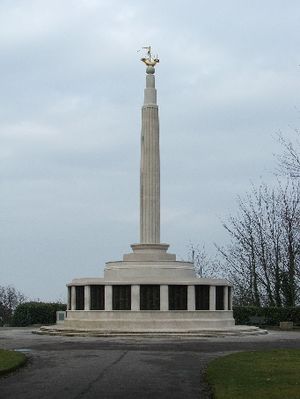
36 325 267 337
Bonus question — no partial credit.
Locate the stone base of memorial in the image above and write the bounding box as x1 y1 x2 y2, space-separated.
39 245 265 335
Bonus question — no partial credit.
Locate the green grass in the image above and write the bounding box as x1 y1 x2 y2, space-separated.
206 349 300 399
0 349 27 376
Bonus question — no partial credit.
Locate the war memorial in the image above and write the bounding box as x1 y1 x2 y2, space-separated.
42 48 263 335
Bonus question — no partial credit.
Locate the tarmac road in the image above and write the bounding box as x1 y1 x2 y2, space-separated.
1 328 300 399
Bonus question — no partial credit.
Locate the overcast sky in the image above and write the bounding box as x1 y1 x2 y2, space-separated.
1 0 300 301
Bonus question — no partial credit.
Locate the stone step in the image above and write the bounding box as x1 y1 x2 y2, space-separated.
34 326 267 337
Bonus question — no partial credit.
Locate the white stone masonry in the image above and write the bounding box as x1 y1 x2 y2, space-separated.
140 74 160 244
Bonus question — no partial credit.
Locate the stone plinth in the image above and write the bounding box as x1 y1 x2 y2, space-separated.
124 243 175 261
63 272 235 333
63 310 235 332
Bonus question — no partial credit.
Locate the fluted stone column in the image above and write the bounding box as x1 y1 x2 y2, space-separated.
140 73 160 244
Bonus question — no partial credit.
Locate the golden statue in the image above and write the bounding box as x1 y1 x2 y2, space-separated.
141 46 159 67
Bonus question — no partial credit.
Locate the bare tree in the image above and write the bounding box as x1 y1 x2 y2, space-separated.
0 286 27 325
217 181 300 307
188 243 223 279
277 130 300 178
279 180 300 306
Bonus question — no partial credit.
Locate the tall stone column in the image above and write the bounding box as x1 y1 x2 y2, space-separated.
140 71 160 244
124 49 177 263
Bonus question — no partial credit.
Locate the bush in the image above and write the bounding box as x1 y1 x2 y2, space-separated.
12 302 67 326
233 306 300 326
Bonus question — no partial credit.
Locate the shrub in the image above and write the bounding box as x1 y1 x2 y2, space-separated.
233 306 300 326
12 302 66 326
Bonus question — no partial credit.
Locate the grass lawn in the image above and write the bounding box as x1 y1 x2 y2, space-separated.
206 349 300 399
0 349 27 376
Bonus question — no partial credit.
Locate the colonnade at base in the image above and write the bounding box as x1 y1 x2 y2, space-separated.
67 284 232 312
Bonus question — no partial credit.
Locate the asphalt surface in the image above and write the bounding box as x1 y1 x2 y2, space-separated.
1 328 300 399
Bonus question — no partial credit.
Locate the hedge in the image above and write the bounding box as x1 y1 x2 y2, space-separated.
13 302 67 326
233 306 300 326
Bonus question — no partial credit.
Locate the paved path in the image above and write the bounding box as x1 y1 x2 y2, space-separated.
1 328 300 399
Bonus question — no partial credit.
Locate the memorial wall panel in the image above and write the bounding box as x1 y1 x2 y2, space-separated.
140 285 160 310
113 285 131 310
168 285 187 310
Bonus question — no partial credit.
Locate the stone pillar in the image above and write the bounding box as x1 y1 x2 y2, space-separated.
223 286 228 311
84 285 91 310
131 285 140 311
228 286 232 310
105 285 112 311
140 73 160 244
71 286 76 310
160 285 168 311
209 286 216 311
188 285 195 311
